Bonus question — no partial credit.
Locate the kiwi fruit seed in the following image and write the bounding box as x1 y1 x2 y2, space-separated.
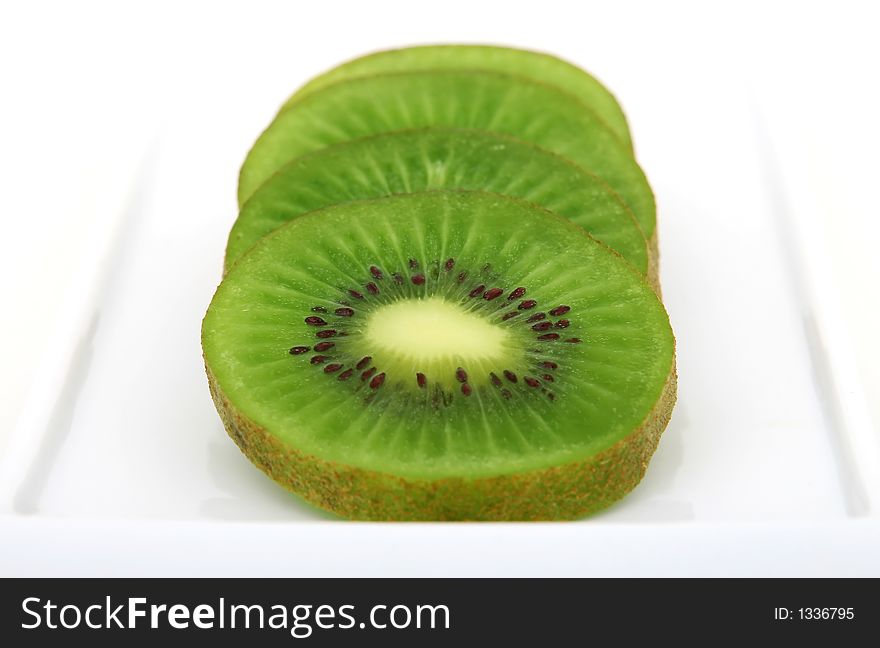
237 70 656 248
283 44 633 151
202 191 676 520
227 128 652 284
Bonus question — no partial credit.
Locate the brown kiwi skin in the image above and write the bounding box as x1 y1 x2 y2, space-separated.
204 357 676 521
647 229 661 298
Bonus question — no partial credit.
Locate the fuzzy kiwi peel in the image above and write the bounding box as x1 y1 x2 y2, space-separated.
238 70 656 241
283 44 633 151
203 191 676 520
228 128 652 283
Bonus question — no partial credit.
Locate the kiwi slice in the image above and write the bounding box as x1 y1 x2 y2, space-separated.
227 128 651 281
203 191 676 520
238 71 656 244
284 44 633 151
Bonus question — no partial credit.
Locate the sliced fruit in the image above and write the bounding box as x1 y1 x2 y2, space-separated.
237 71 656 242
227 128 650 280
203 190 676 520
284 44 633 150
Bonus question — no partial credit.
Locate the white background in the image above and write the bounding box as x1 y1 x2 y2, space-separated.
0 0 878 574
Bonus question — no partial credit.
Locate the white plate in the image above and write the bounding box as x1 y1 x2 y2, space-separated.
1 11 879 575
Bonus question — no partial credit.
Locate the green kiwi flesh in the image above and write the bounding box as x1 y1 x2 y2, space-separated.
284 44 633 151
238 71 656 241
227 128 650 280
203 191 676 520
